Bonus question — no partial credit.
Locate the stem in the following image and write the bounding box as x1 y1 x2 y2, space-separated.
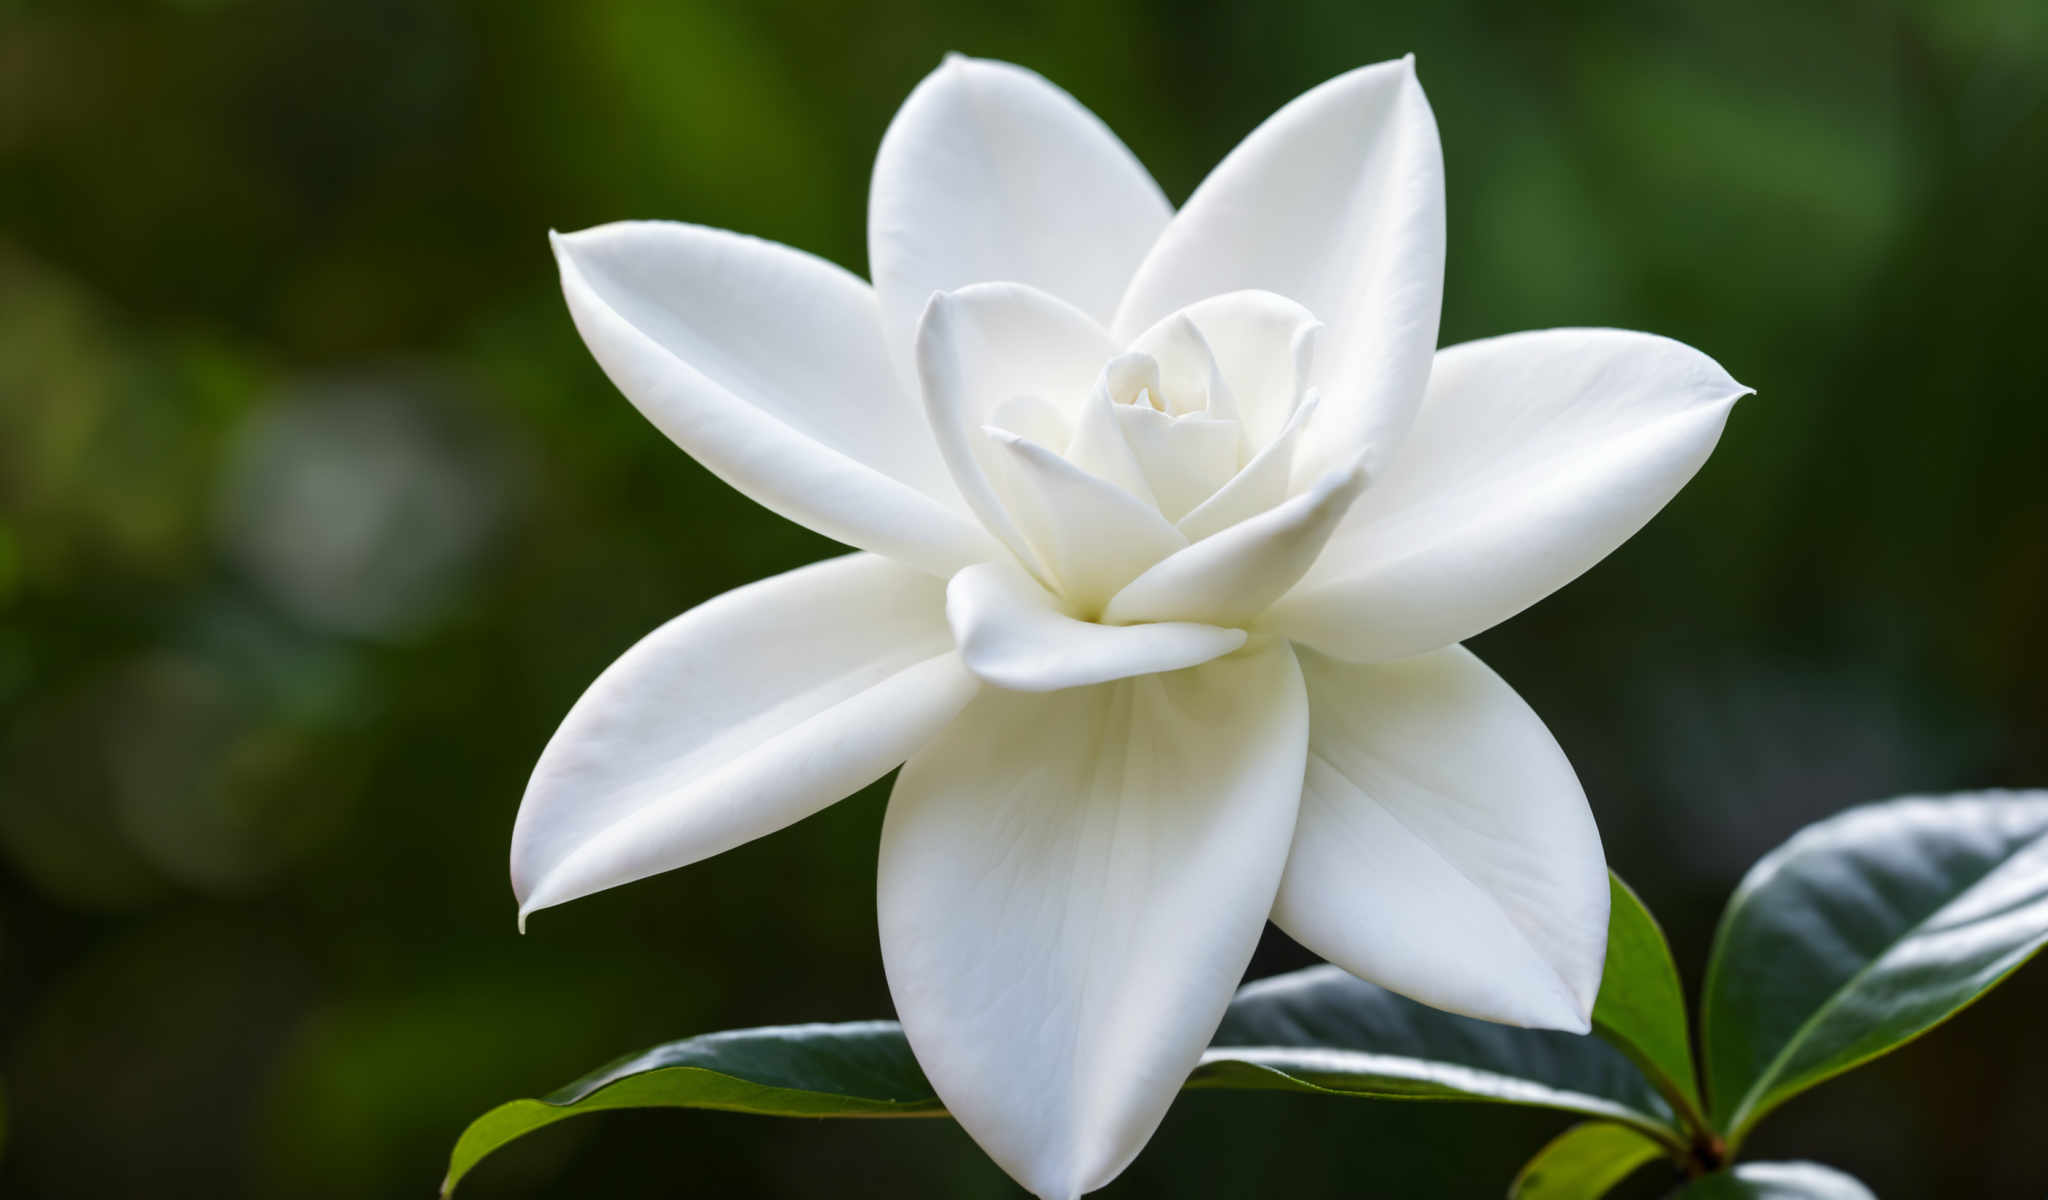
1683 1130 1728 1177
1588 1018 1720 1160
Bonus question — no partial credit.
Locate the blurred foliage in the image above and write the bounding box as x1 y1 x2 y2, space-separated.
1 0 2044 1196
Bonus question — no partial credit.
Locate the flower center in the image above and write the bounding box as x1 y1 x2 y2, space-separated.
1098 347 1246 522
970 290 1328 619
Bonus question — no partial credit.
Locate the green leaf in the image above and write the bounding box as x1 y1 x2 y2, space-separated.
1197 964 1681 1146
1591 873 1706 1130
447 876 1712 1191
441 1021 941 1195
1510 1121 1670 1200
1664 1162 1875 1198
447 965 1690 1192
1700 790 2048 1139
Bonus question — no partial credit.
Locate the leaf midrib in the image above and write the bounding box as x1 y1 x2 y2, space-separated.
1716 827 2048 1135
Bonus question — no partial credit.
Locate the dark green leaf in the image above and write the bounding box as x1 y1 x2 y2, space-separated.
1510 1121 1670 1200
1700 790 2048 1138
441 1021 941 1195
448 909 1704 1191
1592 874 1706 1129
1199 965 1680 1146
1665 1162 1875 1199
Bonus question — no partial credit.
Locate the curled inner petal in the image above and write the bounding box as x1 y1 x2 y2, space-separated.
948 562 1246 691
916 282 1348 644
1103 452 1371 629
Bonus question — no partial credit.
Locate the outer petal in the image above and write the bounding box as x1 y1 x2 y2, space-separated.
870 55 1171 380
553 223 994 576
1100 453 1368 628
947 562 1244 692
916 284 1121 580
512 554 976 922
880 643 1307 1199
1273 645 1609 1031
1266 329 1751 662
1112 57 1444 481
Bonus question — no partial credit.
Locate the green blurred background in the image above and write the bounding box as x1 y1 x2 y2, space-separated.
3 0 2045 1195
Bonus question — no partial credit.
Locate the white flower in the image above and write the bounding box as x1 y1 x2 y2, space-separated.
512 54 1747 1198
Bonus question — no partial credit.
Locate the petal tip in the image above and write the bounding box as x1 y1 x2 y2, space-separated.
1315 446 1374 497
980 423 1025 449
918 287 958 323
1510 972 1596 1034
912 289 957 354
548 224 602 255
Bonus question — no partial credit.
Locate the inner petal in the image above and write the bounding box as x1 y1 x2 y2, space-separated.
1112 404 1243 522
985 427 1188 616
1139 291 1321 452
916 281 1351 635
1127 313 1240 423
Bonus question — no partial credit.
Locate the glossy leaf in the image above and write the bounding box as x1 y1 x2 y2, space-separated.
447 868 1719 1194
1700 791 2048 1137
441 1022 942 1195
447 957 1697 1191
1665 1162 1875 1199
1197 965 1680 1145
1590 874 1705 1129
1510 1121 1670 1200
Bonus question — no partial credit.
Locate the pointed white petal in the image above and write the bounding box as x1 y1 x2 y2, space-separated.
512 554 976 921
916 284 1121 581
1176 392 1319 542
1125 311 1238 421
553 223 995 576
1163 291 1321 450
1110 405 1243 523
1113 57 1444 480
1273 646 1609 1030
1062 383 1161 507
948 562 1243 692
1101 454 1368 628
1267 329 1751 661
871 55 1171 380
986 429 1187 613
880 643 1307 1198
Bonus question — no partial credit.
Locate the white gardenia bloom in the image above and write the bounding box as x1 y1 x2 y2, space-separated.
513 54 1748 1198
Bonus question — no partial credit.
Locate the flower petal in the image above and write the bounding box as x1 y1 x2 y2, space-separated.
512 553 976 922
1100 453 1368 628
880 642 1307 1198
1061 381 1160 507
1164 290 1321 450
1176 392 1319 542
553 222 995 576
985 429 1187 613
1110 405 1243 523
1124 312 1239 422
916 283 1121 581
1273 645 1609 1031
871 55 1171 381
1112 57 1444 481
947 562 1244 693
1266 329 1751 662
